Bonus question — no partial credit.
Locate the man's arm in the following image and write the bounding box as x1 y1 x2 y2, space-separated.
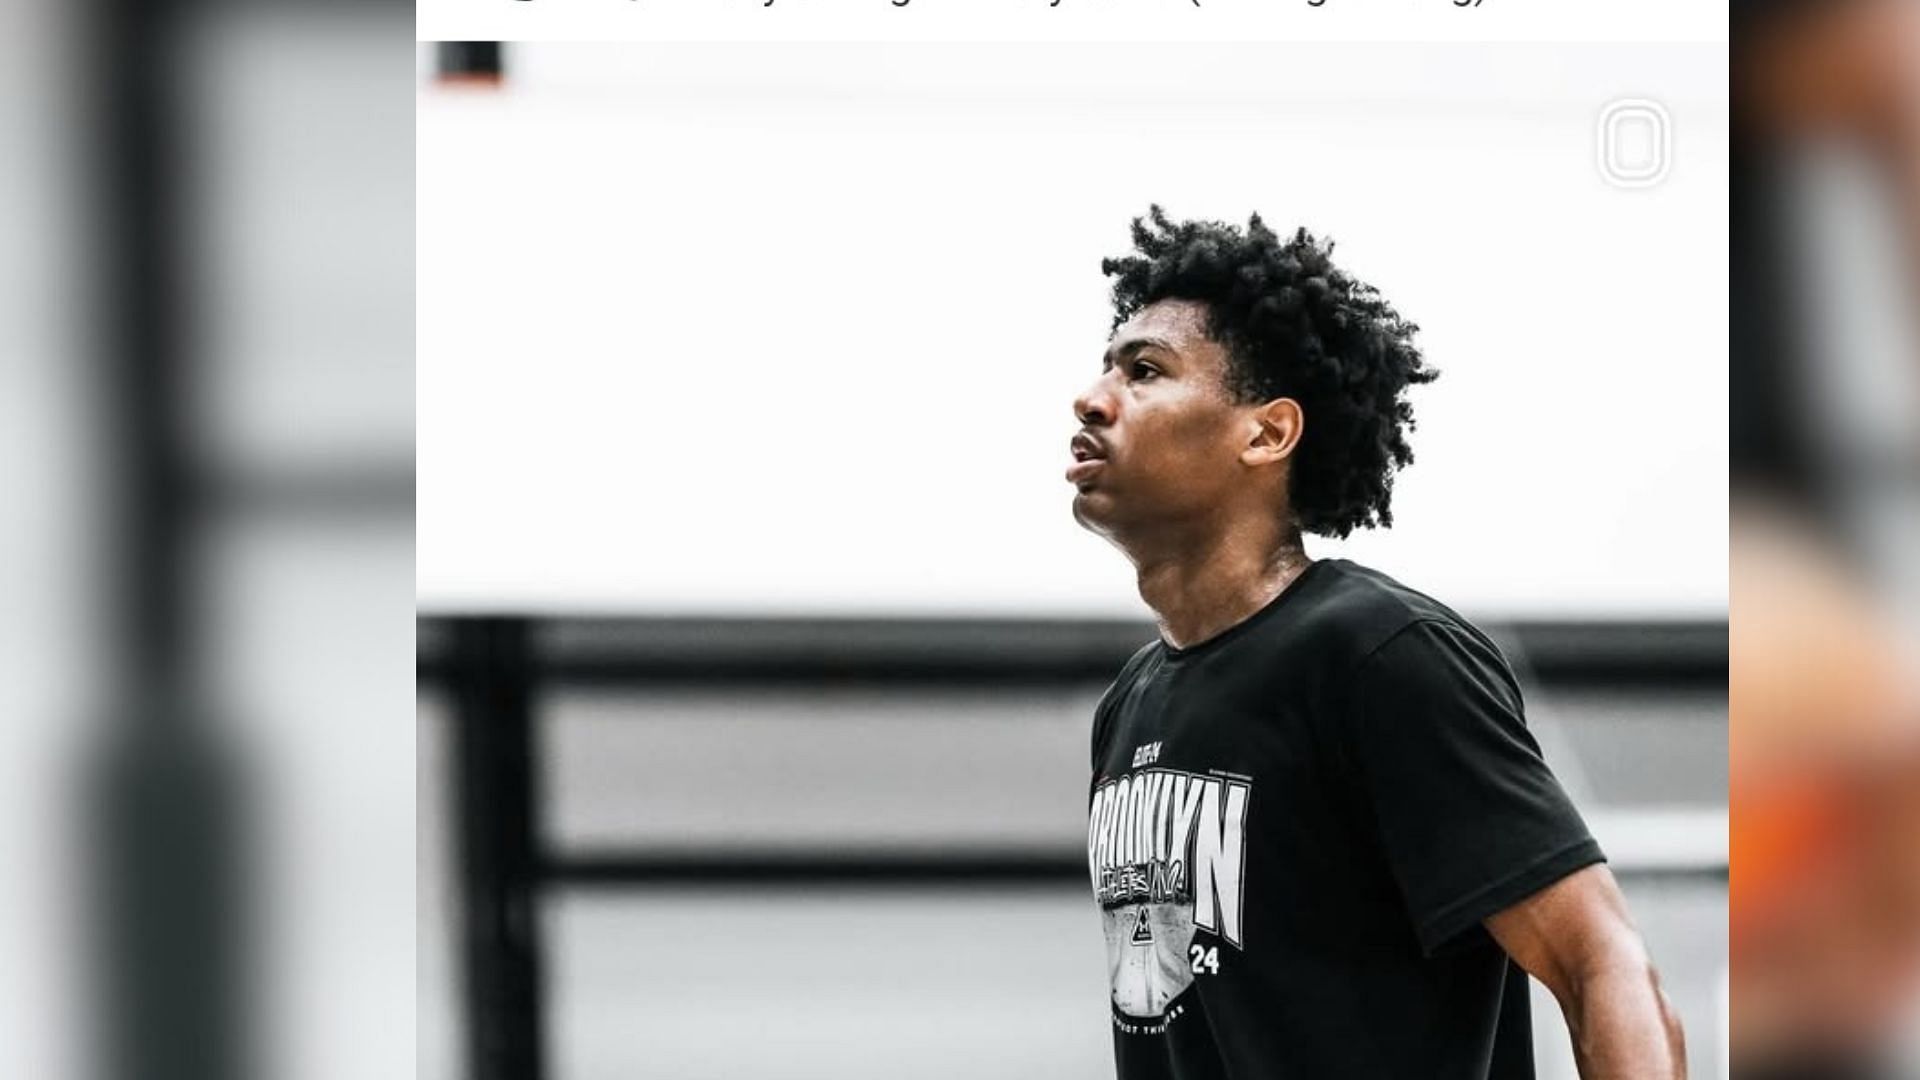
1484 863 1687 1079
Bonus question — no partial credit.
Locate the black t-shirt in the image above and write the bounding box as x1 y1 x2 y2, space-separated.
1087 558 1604 1079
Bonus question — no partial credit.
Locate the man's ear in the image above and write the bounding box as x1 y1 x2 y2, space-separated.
1241 397 1304 468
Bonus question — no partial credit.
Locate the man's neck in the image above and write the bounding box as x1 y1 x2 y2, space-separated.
1132 527 1314 651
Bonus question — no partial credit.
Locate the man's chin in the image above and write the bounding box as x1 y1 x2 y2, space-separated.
1071 488 1116 533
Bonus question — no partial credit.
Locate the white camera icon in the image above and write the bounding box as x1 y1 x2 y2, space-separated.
1597 99 1672 189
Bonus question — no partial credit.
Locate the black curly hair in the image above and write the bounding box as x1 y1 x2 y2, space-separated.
1102 206 1436 539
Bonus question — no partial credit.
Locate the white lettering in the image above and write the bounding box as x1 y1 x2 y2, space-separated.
1151 773 1175 862
1087 786 1107 885
1190 780 1250 946
1170 775 1204 870
1123 775 1146 866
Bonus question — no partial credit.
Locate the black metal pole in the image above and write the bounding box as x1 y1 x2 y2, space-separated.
93 0 193 699
449 618 546 1080
80 0 254 1078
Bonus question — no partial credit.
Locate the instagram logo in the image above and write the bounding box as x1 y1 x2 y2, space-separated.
1597 99 1672 189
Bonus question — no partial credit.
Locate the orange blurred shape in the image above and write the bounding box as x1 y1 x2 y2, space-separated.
433 72 504 90
1731 771 1851 944
1730 505 1912 942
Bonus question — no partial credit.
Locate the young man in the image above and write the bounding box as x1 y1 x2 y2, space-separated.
1071 208 1687 1079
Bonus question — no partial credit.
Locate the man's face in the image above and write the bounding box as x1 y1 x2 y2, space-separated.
1068 299 1261 540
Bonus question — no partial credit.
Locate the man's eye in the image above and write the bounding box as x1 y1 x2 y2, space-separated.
1130 363 1159 380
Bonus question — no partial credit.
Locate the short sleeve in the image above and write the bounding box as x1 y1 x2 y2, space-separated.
1342 619 1605 957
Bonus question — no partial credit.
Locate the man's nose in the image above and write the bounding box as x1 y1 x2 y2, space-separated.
1074 377 1115 427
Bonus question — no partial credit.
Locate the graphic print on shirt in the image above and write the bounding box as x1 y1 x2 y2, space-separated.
1087 767 1250 1020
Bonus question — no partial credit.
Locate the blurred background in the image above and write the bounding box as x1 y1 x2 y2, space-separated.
1731 0 1920 1076
1 1 413 1079
417 42 1728 1080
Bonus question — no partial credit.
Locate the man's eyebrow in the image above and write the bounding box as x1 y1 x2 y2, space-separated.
1101 336 1178 368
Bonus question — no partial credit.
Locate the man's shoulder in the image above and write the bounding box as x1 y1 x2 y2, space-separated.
1108 638 1163 692
1090 639 1164 761
1285 558 1494 667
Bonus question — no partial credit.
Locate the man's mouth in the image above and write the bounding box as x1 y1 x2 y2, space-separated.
1067 432 1108 484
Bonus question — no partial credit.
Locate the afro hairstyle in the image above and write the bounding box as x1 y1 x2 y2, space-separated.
1101 205 1436 538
